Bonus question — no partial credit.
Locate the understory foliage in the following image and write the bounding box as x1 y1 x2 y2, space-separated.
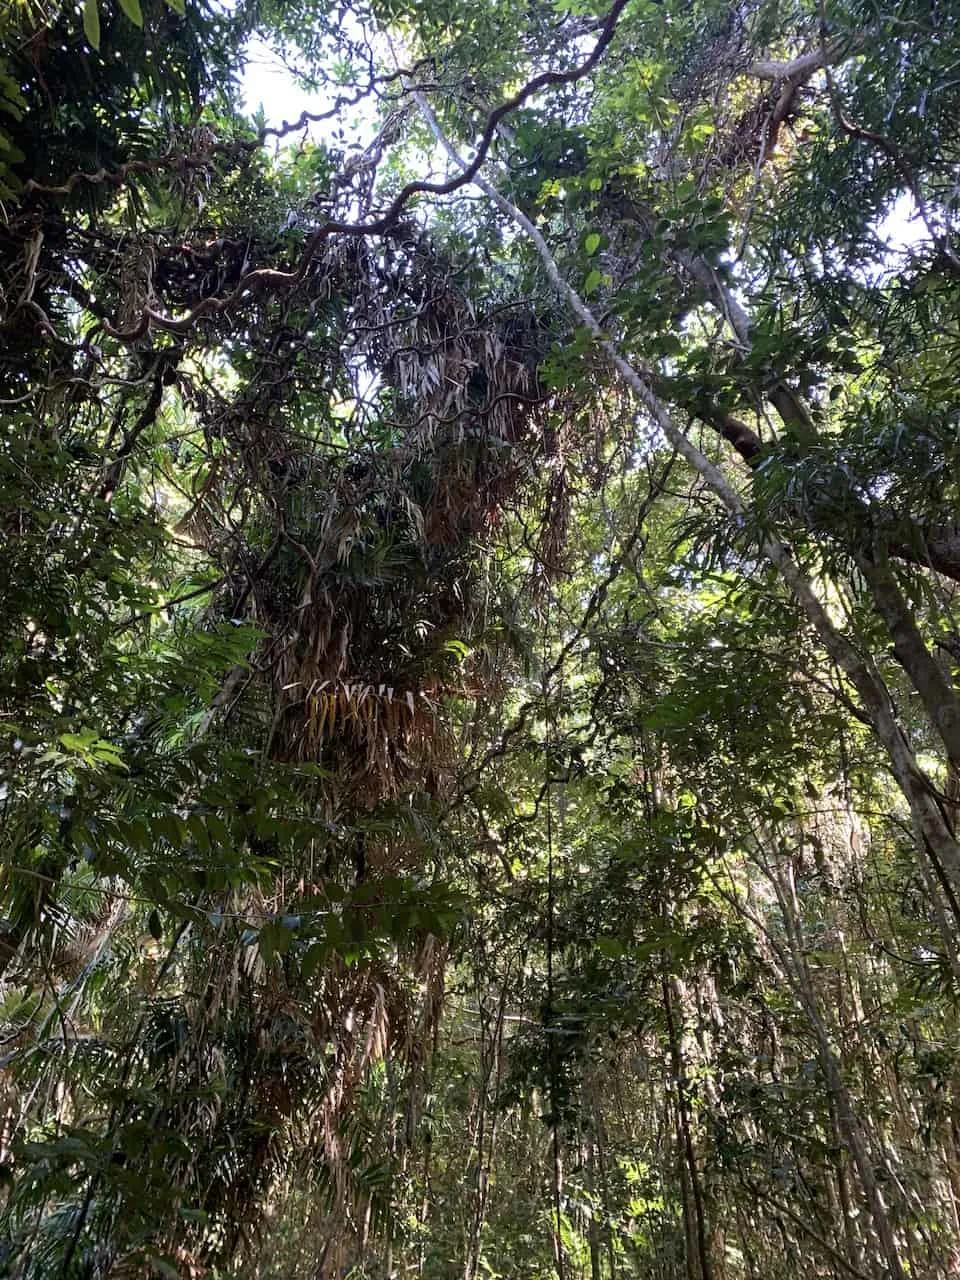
2 0 960 1276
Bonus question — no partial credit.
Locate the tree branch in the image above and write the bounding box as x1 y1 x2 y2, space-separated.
413 88 960 900
747 34 865 82
99 0 632 343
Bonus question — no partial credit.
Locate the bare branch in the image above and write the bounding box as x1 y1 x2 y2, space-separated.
99 0 631 343
413 88 960 900
748 34 865 82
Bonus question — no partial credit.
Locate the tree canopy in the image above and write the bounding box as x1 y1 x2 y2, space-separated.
3 0 960 1275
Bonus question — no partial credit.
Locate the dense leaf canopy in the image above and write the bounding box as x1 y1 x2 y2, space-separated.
2 0 960 1276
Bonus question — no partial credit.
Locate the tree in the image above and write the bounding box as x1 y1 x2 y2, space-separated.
2 0 960 1275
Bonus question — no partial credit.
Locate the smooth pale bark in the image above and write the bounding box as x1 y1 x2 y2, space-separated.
716 845 908 1279
413 92 960 904
619 196 960 586
773 863 907 1280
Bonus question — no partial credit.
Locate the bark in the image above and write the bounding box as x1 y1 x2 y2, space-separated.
421 102 960 894
587 1142 602 1280
591 1086 618 1280
775 864 907 1280
692 402 960 584
893 524 960 582
765 531 960 895
856 551 960 773
747 36 869 83
665 243 960 587
663 973 715 1280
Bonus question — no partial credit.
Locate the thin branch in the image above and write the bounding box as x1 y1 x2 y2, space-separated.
412 89 960 899
748 34 865 82
99 0 631 342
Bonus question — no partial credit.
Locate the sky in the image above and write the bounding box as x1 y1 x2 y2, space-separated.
241 36 328 133
240 36 926 261
240 28 384 152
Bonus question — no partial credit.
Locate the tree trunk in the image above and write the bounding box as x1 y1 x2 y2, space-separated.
662 972 714 1280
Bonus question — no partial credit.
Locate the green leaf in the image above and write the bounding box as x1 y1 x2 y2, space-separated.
258 927 275 965
163 0 186 12
187 813 210 854
584 268 603 295
585 232 601 256
302 941 327 980
205 812 230 847
259 920 292 964
82 0 101 49
118 0 144 26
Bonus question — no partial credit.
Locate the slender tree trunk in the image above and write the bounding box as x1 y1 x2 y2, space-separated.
775 864 907 1280
662 973 714 1280
857 551 960 773
414 93 960 909
830 1095 866 1273
591 1088 617 1280
587 1141 602 1280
